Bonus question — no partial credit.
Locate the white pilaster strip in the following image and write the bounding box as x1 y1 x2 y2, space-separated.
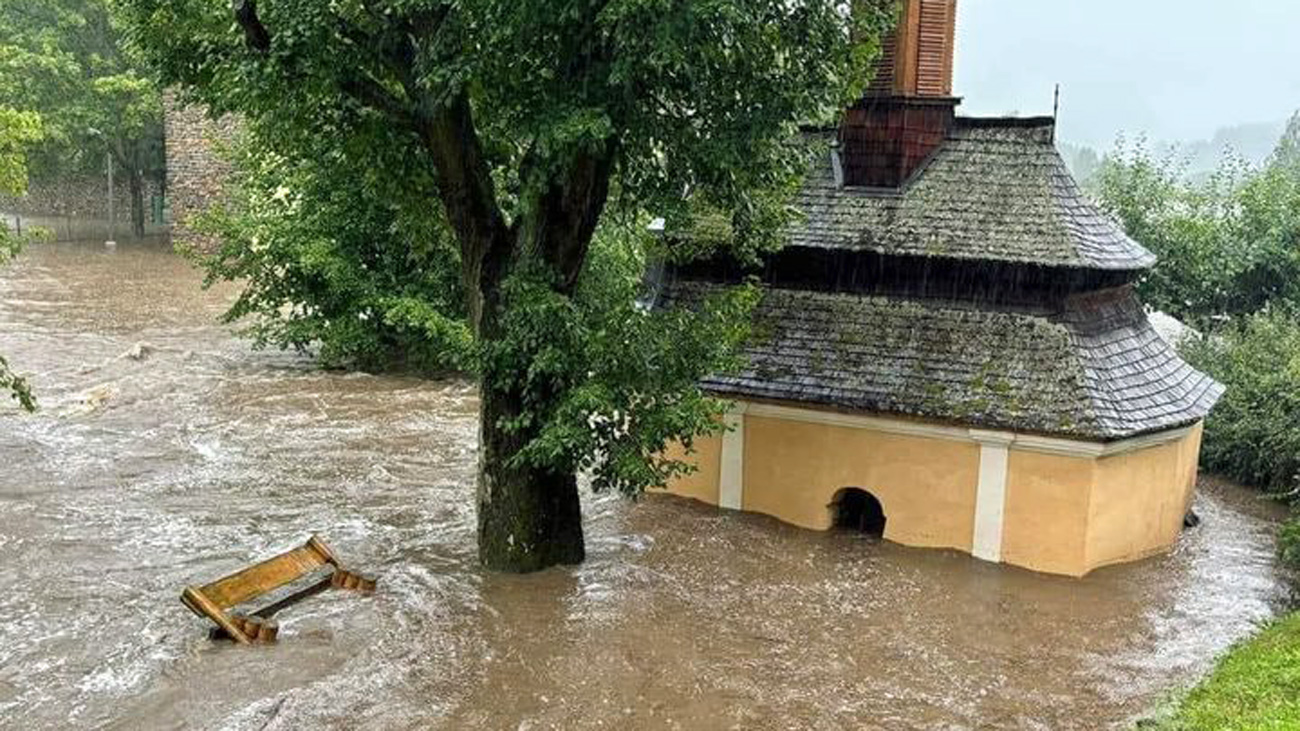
718 404 748 511
970 430 1014 564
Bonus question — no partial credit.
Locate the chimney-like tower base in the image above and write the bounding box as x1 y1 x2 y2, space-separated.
839 95 958 189
842 0 960 189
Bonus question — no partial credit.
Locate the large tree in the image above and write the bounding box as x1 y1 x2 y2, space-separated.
117 0 893 571
0 0 162 237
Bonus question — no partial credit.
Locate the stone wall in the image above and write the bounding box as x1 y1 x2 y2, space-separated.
163 91 242 251
0 174 160 220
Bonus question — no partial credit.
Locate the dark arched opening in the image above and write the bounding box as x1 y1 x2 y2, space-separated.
831 488 887 537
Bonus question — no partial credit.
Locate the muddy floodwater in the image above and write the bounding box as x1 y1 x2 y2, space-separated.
0 241 1294 730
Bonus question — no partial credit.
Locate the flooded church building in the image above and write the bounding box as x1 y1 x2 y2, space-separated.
656 0 1223 576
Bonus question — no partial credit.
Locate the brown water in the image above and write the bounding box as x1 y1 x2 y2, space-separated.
0 241 1294 731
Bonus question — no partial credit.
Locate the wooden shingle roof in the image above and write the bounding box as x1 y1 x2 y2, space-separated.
791 120 1157 271
661 280 1221 441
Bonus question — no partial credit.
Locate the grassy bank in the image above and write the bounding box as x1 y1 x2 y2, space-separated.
1140 612 1300 730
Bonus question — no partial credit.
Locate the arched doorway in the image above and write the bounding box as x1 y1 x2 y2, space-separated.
831 488 887 537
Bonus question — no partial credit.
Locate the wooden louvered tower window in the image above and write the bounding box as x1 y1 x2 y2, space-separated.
867 31 898 95
866 0 957 98
915 0 956 96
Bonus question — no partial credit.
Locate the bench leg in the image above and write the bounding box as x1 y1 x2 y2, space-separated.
183 587 252 645
211 614 280 643
330 568 377 593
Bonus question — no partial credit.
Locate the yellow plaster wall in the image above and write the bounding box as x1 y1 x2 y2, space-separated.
740 415 981 552
1002 451 1095 576
1085 425 1204 572
658 435 723 507
658 400 1209 579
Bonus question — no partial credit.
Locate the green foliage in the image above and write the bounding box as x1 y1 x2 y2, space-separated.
1181 313 1300 568
0 353 36 413
0 0 163 233
0 109 43 198
1182 313 1300 497
1279 519 1300 570
0 108 43 412
1138 612 1300 730
486 229 760 495
194 118 473 374
0 0 160 173
1105 122 1300 574
1096 137 1300 328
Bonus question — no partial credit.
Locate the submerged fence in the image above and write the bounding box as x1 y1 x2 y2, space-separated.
1 211 170 243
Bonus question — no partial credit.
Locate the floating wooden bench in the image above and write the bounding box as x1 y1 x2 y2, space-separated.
180 535 376 644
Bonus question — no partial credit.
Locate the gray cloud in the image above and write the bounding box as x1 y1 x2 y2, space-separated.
953 0 1300 148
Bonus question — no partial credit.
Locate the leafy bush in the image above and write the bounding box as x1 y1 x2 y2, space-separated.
1181 312 1300 568
1279 519 1300 569
1 107 42 412
1182 312 1300 497
193 121 474 375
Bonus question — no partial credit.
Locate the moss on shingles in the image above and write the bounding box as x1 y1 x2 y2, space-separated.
1137 612 1300 730
676 280 1193 440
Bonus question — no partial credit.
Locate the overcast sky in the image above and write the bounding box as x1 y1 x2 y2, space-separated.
953 0 1300 148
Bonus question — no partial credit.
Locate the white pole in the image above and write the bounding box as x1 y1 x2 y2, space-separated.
106 151 116 247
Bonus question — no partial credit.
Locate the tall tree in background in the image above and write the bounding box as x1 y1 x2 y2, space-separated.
117 0 893 571
0 107 42 411
0 0 162 237
1273 112 1300 175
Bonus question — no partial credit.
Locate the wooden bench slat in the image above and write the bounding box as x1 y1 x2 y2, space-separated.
200 543 332 609
180 535 373 644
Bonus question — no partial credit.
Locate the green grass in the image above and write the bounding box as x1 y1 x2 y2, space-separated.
1140 612 1300 730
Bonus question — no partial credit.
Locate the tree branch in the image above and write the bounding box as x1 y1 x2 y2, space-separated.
523 144 615 293
416 92 513 328
339 75 418 129
232 0 271 53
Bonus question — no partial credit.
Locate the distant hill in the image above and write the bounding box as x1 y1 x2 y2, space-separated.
1157 120 1289 174
1061 116 1294 186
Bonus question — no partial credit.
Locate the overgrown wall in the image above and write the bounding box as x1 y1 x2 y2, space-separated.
163 90 241 251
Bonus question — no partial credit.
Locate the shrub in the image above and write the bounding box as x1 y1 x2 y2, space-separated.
1279 519 1300 569
1181 312 1300 568
1182 312 1300 498
1 107 42 411
192 121 473 375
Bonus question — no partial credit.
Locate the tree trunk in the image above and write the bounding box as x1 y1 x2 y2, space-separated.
128 170 146 239
475 380 585 572
411 92 601 573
